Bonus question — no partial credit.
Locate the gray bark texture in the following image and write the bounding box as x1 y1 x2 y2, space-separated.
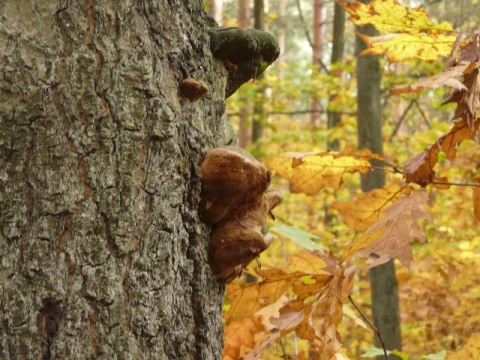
355 1 402 357
0 1 235 359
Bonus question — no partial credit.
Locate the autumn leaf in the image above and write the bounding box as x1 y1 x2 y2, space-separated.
330 184 414 232
404 120 480 186
445 331 480 359
341 190 429 269
263 148 375 195
357 32 456 63
223 316 264 360
392 61 469 94
339 0 456 63
225 253 332 323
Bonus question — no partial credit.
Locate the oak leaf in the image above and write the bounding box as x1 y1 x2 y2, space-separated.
225 252 332 323
263 148 374 195
339 0 456 63
223 316 264 360
342 190 429 269
404 120 480 186
330 184 414 232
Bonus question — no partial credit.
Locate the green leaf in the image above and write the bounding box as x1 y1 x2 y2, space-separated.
271 225 327 251
422 350 446 360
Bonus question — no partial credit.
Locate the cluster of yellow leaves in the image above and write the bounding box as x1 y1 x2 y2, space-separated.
263 146 380 195
339 0 457 63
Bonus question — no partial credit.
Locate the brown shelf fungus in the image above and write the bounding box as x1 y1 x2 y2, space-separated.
199 146 282 282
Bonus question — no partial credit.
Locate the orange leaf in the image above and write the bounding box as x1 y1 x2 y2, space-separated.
404 120 479 186
331 184 414 232
342 190 429 269
223 316 264 360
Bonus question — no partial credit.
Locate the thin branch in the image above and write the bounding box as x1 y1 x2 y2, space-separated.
430 180 480 187
348 295 388 360
389 99 415 141
294 0 330 74
227 109 356 117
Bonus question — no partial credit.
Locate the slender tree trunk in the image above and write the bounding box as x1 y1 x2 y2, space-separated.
310 0 323 126
237 0 252 148
355 1 402 358
0 1 234 358
277 0 288 80
209 0 224 25
327 1 345 150
252 0 266 142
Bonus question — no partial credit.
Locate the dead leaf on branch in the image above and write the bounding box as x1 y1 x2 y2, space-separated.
341 190 429 269
330 184 414 232
263 148 378 195
404 120 480 186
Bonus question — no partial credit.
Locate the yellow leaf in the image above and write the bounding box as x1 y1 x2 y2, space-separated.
445 331 480 359
340 0 454 34
263 149 372 195
331 184 414 232
358 32 456 63
339 0 456 63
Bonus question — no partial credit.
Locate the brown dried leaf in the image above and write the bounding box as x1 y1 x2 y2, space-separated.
330 184 414 232
404 120 480 186
357 190 429 269
392 62 468 94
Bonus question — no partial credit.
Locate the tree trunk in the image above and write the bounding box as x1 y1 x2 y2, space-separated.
237 0 252 148
310 0 323 126
209 0 224 25
327 1 345 150
0 1 234 359
355 1 402 358
252 0 266 142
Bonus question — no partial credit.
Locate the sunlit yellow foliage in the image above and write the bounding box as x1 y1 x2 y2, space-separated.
339 0 457 62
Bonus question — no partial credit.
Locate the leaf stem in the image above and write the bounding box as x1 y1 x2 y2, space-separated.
348 295 388 360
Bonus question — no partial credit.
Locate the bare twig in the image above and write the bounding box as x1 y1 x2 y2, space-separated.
294 0 330 74
227 109 356 117
348 295 388 360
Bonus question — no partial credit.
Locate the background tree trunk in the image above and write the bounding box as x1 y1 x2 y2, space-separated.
252 0 266 143
310 0 323 126
0 1 234 359
355 1 402 357
237 0 252 148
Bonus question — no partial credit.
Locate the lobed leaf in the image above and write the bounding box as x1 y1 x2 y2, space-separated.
341 190 429 269
263 148 374 195
330 184 414 232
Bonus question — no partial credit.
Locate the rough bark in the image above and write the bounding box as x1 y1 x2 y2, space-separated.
355 1 402 357
0 1 236 359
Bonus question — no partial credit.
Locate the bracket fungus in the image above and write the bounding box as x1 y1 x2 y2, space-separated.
199 146 282 282
209 27 280 99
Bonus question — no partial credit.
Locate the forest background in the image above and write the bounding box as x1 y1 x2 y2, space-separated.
204 0 480 359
